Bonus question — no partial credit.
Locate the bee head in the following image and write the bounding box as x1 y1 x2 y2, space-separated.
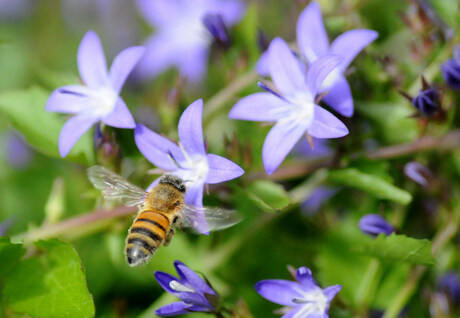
159 175 186 193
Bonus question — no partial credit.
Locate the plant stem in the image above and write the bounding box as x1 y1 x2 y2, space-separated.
12 206 137 244
355 258 382 308
203 70 258 127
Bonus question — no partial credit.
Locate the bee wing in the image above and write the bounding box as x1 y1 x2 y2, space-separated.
181 204 242 233
87 166 146 207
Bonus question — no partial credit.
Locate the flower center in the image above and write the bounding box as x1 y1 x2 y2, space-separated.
271 92 315 131
169 280 195 293
290 289 328 318
176 143 210 184
89 86 117 117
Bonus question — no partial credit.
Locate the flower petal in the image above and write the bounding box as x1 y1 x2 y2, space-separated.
296 2 329 63
59 115 98 157
229 92 289 122
306 55 342 96
262 121 307 174
109 46 146 93
323 285 342 302
135 0 180 27
184 182 204 207
179 292 211 308
330 29 378 72
268 37 308 98
45 85 92 114
102 97 135 128
296 267 322 293
155 301 189 317
255 279 303 306
207 0 246 25
178 99 206 157
280 306 322 318
256 51 270 76
321 75 354 117
154 271 180 295
77 31 109 88
308 106 348 139
174 261 215 295
178 45 209 83
205 154 244 184
134 124 184 171
134 34 181 81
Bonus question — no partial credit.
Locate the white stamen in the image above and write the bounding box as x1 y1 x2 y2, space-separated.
169 280 195 293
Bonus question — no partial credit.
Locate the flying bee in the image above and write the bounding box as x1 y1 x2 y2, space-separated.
87 165 240 267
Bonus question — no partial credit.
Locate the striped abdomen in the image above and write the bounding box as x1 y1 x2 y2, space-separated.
125 210 170 267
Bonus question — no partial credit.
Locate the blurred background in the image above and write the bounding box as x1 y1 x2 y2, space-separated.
1 0 460 317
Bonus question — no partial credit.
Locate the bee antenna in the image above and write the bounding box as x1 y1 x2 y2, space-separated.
167 150 183 169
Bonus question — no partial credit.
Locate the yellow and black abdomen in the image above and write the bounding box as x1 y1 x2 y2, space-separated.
125 209 170 267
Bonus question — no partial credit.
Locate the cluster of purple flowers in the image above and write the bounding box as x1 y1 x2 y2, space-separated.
154 261 341 318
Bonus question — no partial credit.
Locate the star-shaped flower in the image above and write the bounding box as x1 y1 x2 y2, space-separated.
154 260 220 316
135 99 244 206
255 266 342 318
229 37 348 174
46 31 145 157
257 1 378 117
135 0 245 82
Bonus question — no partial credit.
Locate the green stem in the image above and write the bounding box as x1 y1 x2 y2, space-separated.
355 258 382 308
203 70 258 127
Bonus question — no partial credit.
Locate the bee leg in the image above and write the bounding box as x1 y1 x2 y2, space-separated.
164 228 175 247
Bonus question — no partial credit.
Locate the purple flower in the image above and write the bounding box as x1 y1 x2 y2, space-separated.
135 99 244 207
4 130 33 169
154 260 219 316
46 31 145 157
202 13 231 48
412 87 440 116
257 1 378 117
301 187 338 216
359 214 394 237
135 0 245 82
441 45 460 89
230 37 348 174
404 161 432 188
438 271 460 304
255 266 341 318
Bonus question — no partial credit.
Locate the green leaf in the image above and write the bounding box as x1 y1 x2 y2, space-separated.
356 234 435 266
245 180 290 213
0 237 25 278
0 86 94 165
329 168 412 205
3 239 95 318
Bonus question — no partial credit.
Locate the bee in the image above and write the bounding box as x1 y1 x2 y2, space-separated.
87 165 240 267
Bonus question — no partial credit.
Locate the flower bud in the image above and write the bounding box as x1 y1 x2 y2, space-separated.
441 46 460 89
202 13 231 48
411 87 440 116
404 161 432 187
359 214 394 237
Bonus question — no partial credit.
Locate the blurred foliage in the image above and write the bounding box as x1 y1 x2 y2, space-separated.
0 0 460 318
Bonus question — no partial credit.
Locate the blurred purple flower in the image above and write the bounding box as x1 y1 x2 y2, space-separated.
0 0 34 20
359 214 394 237
4 130 33 169
301 187 338 216
154 260 219 316
135 99 244 207
135 0 245 82
441 45 460 89
404 161 432 188
0 218 13 236
293 137 332 158
257 1 377 117
202 13 231 48
46 31 145 157
255 266 341 318
438 271 460 304
230 38 348 174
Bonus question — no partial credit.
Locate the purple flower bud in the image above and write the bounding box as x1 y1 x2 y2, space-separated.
438 271 460 304
359 214 394 237
411 87 440 116
404 161 432 187
441 46 460 89
202 13 231 48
